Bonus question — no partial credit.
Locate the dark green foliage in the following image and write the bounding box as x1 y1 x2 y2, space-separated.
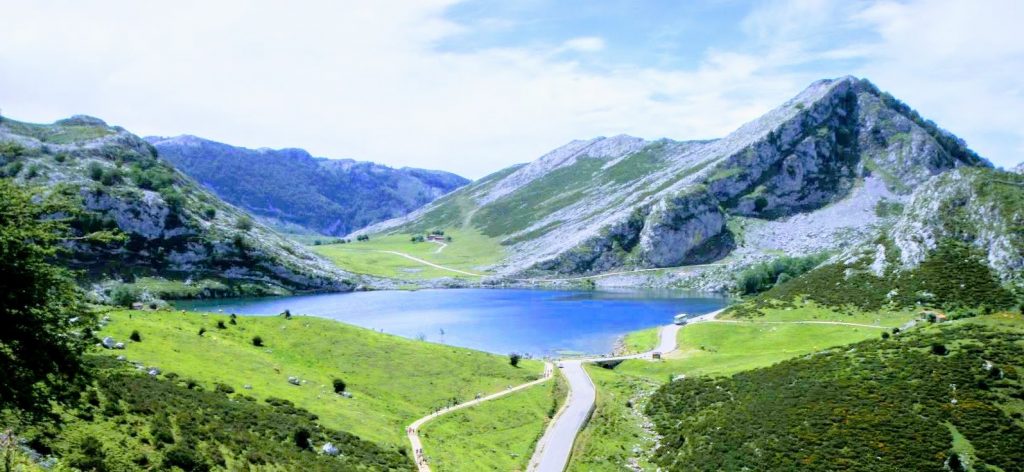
214 383 235 395
87 162 104 181
735 253 830 295
198 327 206 336
647 322 1024 471
235 215 253 231
252 336 263 347
216 320 227 329
931 343 948 355
129 330 141 342
202 207 216 220
13 360 414 470
877 91 986 167
356 234 369 241
293 428 312 449
509 353 522 367
333 378 346 394
282 309 292 319
874 199 905 218
762 239 1016 312
0 179 94 415
110 284 140 307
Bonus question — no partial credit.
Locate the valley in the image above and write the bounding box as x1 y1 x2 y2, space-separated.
2 75 1023 471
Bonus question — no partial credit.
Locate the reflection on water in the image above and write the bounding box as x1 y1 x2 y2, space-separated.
177 288 728 356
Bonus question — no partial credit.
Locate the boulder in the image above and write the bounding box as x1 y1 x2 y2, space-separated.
288 376 301 386
321 442 339 456
101 336 117 349
114 342 125 349
147 368 160 376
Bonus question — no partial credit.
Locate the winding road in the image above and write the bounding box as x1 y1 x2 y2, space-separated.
526 311 718 472
376 250 483 277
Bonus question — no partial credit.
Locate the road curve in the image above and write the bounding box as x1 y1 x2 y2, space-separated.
407 362 554 471
527 308 724 472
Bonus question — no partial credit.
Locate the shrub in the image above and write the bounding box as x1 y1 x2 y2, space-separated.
333 378 346 394
215 383 235 395
293 429 312 450
931 343 948 356
509 353 522 367
216 320 226 329
282 309 292 319
235 215 253 231
130 330 141 342
110 284 140 307
198 327 206 336
87 162 104 181
252 336 263 347
229 318 237 325
163 446 208 472
881 331 890 340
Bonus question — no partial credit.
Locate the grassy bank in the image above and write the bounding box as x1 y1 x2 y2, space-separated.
618 327 659 355
97 310 544 446
313 229 503 280
420 372 567 471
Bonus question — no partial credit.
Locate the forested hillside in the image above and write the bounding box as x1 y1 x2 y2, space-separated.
149 135 468 236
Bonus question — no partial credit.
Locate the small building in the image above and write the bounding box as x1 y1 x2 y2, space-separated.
427 234 446 242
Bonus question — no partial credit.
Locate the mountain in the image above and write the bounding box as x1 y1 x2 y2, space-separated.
0 115 356 297
147 135 469 236
362 77 989 280
761 166 1024 310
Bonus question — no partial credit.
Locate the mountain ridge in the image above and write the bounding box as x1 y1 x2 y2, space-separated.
0 116 358 297
147 135 470 236
359 76 990 281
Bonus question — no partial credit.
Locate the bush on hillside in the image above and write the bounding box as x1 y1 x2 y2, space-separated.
252 336 263 347
333 378 346 394
509 353 521 367
129 330 141 342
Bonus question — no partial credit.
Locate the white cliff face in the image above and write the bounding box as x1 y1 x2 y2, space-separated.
887 168 1023 291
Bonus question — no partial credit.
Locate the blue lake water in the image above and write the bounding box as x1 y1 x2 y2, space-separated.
177 289 728 357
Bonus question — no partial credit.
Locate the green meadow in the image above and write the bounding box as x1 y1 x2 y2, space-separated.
97 310 544 446
420 372 567 472
313 228 504 280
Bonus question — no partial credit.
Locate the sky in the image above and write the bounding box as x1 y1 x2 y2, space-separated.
1 0 1022 178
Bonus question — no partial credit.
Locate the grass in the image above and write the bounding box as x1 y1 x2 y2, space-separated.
567 365 660 472
313 228 504 280
97 310 544 446
619 327 658 354
420 372 567 471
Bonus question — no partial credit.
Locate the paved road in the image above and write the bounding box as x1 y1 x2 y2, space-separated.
407 362 554 471
527 309 724 472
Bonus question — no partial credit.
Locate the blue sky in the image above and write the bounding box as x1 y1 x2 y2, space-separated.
1 0 1021 177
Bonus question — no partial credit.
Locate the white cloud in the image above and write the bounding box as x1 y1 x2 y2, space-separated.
0 0 1020 178
559 36 606 53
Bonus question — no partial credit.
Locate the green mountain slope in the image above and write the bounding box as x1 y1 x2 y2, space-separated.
360 77 988 279
647 314 1024 472
148 135 469 236
0 115 357 297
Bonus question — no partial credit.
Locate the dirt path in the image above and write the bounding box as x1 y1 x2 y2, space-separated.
376 250 483 277
430 241 447 254
407 362 554 471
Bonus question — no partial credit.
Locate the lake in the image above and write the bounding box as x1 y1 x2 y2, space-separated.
178 288 728 357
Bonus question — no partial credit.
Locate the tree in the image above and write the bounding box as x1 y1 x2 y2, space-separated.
333 378 346 394
509 353 522 367
0 179 95 415
293 428 312 450
252 336 263 347
130 330 142 342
